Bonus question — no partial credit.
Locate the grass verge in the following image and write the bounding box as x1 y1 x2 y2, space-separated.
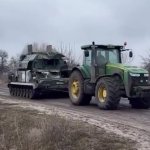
0 102 136 150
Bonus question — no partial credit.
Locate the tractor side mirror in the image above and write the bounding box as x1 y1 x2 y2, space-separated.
129 51 133 58
84 50 89 57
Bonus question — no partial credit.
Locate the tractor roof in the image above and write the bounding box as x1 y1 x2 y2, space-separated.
81 44 123 50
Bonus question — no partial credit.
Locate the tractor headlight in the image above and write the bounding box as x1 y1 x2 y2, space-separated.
129 73 140 77
144 73 149 77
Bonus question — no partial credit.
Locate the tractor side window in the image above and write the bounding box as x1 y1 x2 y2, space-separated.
84 50 91 66
108 50 120 63
100 51 106 57
97 51 107 65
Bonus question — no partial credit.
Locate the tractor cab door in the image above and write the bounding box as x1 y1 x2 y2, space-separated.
95 50 107 78
83 49 106 81
83 50 92 77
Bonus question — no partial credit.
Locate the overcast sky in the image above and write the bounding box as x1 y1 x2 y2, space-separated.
0 0 150 65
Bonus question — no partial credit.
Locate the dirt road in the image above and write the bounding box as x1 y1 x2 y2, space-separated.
0 86 150 149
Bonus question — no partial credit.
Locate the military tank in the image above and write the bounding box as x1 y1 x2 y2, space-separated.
8 45 71 99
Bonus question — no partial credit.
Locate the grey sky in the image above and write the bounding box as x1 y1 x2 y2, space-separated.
0 0 150 65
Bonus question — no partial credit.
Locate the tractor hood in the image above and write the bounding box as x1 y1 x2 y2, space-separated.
106 63 148 74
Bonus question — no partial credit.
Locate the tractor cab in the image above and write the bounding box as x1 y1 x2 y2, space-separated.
82 42 134 65
82 42 133 82
82 44 122 64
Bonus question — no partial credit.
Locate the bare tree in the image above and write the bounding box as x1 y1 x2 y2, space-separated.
142 51 150 73
59 43 78 66
8 56 19 73
0 49 8 73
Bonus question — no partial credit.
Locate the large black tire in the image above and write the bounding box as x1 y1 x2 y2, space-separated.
69 71 92 106
95 77 121 110
129 98 150 109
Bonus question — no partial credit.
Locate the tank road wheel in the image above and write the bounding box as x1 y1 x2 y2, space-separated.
18 88 22 97
69 71 92 106
9 87 13 96
20 88 23 97
12 87 15 96
25 89 29 98
22 88 26 97
129 98 150 109
16 88 20 97
14 88 17 96
95 77 121 110
28 89 35 99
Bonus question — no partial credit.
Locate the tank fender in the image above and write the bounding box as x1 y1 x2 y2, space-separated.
8 82 37 89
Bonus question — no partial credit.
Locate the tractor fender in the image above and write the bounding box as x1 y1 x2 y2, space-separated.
96 73 123 83
96 73 126 96
70 66 90 79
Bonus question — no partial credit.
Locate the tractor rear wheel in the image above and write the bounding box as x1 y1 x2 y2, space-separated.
69 70 92 105
95 77 121 110
129 98 150 109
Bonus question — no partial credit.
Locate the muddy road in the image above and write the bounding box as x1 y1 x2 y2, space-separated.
0 85 150 149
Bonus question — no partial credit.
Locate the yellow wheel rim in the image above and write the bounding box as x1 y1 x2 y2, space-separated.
98 86 107 103
71 80 79 98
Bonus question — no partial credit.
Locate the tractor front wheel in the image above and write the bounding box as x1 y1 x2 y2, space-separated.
69 70 92 106
95 77 121 110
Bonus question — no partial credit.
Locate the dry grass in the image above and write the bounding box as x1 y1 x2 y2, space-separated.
0 102 136 150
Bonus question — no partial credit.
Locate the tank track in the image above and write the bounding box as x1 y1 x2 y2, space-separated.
8 85 37 99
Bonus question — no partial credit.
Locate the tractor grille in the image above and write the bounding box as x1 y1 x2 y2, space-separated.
131 74 149 86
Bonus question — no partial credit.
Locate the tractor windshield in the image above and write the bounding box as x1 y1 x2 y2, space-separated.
97 48 120 64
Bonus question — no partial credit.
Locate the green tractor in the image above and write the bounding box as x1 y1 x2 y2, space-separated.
69 42 150 110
